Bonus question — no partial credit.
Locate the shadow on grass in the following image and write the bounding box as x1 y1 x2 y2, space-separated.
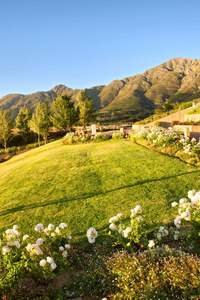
1 169 200 217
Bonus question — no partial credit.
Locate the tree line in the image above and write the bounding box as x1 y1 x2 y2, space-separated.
0 89 96 150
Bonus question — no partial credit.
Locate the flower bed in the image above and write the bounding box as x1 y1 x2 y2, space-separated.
1 189 200 299
62 130 129 145
131 127 200 165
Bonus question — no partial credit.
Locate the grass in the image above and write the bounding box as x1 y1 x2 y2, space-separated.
0 139 200 244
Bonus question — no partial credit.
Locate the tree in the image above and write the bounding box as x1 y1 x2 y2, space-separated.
162 99 174 113
15 106 32 144
30 101 52 145
52 94 79 133
0 108 13 150
77 89 96 129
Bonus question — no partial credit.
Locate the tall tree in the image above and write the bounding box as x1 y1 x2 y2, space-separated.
0 108 13 150
77 89 96 129
30 101 52 145
52 94 78 132
16 106 32 144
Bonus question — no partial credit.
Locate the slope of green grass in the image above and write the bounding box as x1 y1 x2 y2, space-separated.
0 139 200 242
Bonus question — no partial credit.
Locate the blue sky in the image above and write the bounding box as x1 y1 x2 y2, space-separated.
0 0 200 98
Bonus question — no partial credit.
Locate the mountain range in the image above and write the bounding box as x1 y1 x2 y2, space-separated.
1 58 200 122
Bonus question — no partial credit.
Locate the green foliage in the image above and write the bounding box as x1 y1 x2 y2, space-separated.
16 106 32 144
52 94 79 133
30 101 52 145
77 89 96 128
0 108 13 150
154 121 163 127
162 99 174 112
178 100 193 110
187 104 200 114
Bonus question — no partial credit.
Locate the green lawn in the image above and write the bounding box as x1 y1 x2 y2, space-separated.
0 139 199 242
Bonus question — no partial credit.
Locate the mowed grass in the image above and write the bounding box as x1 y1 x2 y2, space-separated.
0 139 200 242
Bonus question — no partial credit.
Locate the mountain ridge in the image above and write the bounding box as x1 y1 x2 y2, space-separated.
1 58 200 121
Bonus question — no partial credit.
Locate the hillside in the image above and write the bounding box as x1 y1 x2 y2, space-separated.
0 139 200 238
1 58 200 121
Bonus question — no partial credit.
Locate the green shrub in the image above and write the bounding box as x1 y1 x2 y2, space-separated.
154 121 163 127
187 104 200 114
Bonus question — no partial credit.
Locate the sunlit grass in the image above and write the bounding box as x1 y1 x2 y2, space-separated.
0 139 199 243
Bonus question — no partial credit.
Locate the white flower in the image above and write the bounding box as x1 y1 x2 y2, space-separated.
23 234 30 241
135 205 142 213
109 223 117 231
47 256 54 264
63 250 68 258
174 216 182 228
174 234 178 240
181 211 191 220
179 198 187 204
55 227 61 234
34 223 44 232
117 213 123 219
13 225 19 230
87 228 98 243
109 216 119 223
39 259 47 267
87 228 98 239
171 202 178 207
59 223 68 229
131 205 142 217
123 227 132 238
14 241 20 249
13 229 20 237
158 226 165 232
188 190 196 200
148 240 155 248
36 238 44 246
67 235 72 240
59 246 64 251
51 262 57 270
65 244 70 249
48 224 55 231
2 246 11 255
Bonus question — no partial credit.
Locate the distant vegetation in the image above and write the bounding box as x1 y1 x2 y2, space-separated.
0 90 96 151
187 103 200 114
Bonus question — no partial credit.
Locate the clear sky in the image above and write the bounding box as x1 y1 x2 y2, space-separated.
0 0 200 99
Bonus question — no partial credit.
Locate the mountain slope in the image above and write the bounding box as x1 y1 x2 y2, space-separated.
1 58 200 121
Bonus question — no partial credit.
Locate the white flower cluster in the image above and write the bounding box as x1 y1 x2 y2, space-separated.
59 244 70 258
172 190 200 232
86 228 98 243
34 222 68 237
156 226 169 240
2 225 21 255
26 243 43 256
109 213 123 232
131 205 142 217
39 256 57 270
148 240 155 249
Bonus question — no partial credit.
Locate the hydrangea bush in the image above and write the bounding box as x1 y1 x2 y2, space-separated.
0 222 71 295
